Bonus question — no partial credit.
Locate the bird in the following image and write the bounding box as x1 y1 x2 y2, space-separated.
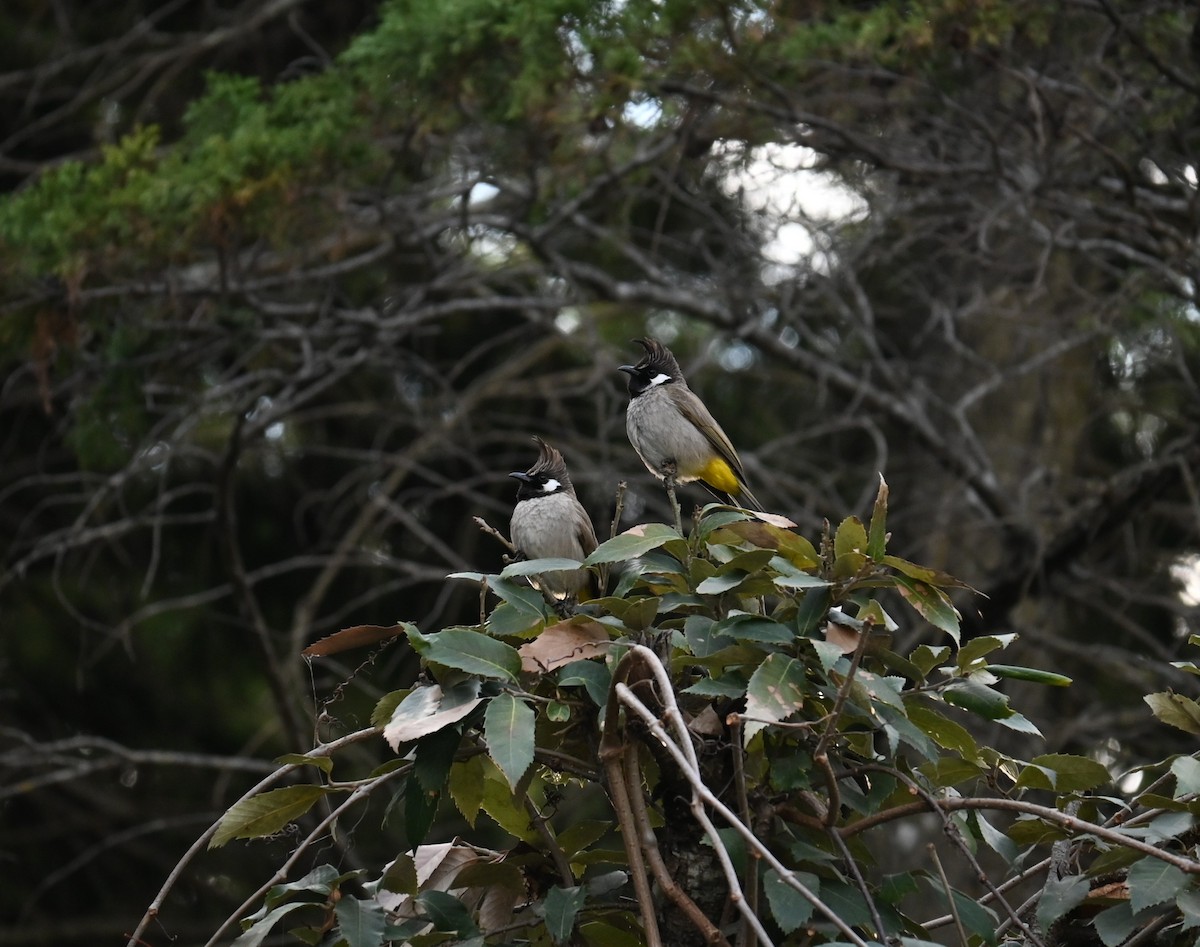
619 337 764 512
508 437 600 604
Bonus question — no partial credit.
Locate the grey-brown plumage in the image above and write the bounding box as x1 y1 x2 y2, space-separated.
619 337 763 511
509 437 599 601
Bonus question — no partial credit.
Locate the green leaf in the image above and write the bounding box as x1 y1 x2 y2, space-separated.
371 689 409 728
500 556 587 579
335 896 389 947
744 653 808 743
583 524 681 565
260 865 345 909
1035 874 1090 930
772 572 831 589
682 672 748 698
834 516 868 558
1145 692 1200 735
683 615 731 657
974 812 1018 863
867 475 888 559
231 903 312 947
407 626 521 682
714 612 794 645
1177 886 1200 931
274 753 334 775
1128 857 1187 913
417 890 479 935
448 754 487 827
894 574 960 643
909 645 951 676
763 869 818 933
906 703 980 759
211 785 328 848
579 920 647 947
696 571 748 594
943 680 1014 721
1015 754 1110 792
404 775 439 848
1092 902 1139 947
485 692 535 788
1172 756 1200 797
544 884 587 943
383 681 483 749
956 635 1012 666
986 664 1072 687
559 660 611 708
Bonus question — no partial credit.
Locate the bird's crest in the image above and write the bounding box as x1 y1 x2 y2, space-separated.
633 337 683 382
527 436 571 487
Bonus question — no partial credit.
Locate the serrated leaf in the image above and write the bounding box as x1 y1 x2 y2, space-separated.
1014 754 1110 792
544 885 587 943
906 703 980 758
763 870 818 933
260 865 345 910
1092 902 1138 947
1145 692 1200 735
895 575 960 642
211 785 328 848
231 903 311 947
867 475 888 559
335 896 388 947
383 682 483 751
407 627 521 682
558 659 611 708
404 774 439 848
943 680 1013 721
371 689 409 729
417 890 479 935
1177 887 1200 931
744 653 808 743
1172 756 1200 797
480 763 537 842
448 754 487 827
485 692 535 788
583 524 681 565
274 753 334 775
715 612 793 644
834 516 868 558
1035 874 1090 931
974 812 1018 863
696 571 748 594
1128 857 1187 913
500 557 589 579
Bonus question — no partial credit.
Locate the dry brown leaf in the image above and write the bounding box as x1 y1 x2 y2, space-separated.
518 617 611 673
302 622 408 657
824 621 861 655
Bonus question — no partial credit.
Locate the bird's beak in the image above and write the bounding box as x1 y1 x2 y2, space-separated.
618 365 636 375
509 471 532 482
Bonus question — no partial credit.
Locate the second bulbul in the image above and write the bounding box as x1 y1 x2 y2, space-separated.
619 337 763 511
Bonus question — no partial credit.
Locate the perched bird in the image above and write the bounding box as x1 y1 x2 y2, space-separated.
509 437 600 603
619 337 764 511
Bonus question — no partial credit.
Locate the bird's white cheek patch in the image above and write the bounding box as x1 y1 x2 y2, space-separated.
649 373 672 387
541 479 561 492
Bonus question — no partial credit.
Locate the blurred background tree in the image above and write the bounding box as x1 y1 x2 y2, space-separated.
2 0 1199 943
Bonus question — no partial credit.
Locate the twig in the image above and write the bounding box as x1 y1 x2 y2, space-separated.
474 515 517 555
729 718 758 947
599 738 663 947
622 742 730 946
124 727 379 947
928 843 969 947
610 480 627 540
611 646 871 947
